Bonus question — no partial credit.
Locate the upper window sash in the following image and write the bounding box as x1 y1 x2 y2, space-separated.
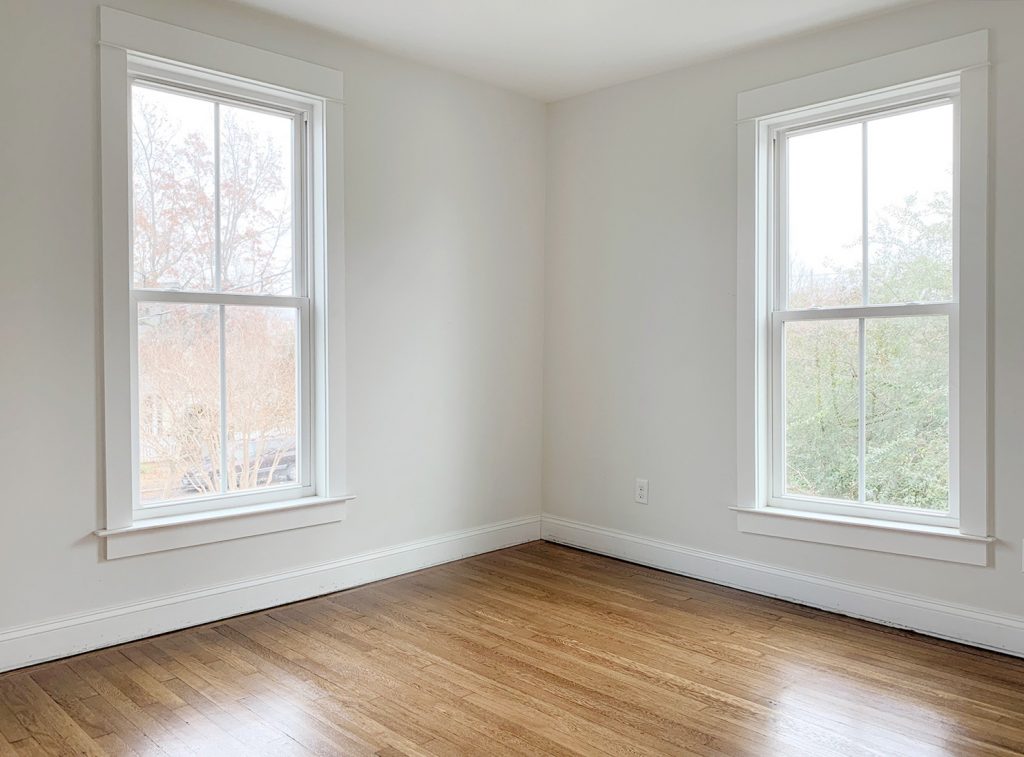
128 66 311 299
768 86 959 314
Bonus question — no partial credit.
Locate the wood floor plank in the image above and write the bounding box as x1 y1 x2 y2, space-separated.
0 734 17 757
2 542 1023 755
0 675 106 757
0 700 29 745
10 738 50 757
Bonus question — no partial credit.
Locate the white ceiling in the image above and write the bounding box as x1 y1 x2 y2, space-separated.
233 0 922 102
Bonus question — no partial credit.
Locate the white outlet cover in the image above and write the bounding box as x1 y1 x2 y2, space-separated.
635 478 649 505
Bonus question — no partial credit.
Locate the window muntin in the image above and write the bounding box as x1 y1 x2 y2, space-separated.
770 95 957 526
129 70 313 516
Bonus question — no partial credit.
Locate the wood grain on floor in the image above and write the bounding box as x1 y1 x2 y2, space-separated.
1 541 1022 756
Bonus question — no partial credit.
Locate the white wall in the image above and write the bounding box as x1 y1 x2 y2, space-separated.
0 0 545 639
4 0 1023 668
545 0 1024 620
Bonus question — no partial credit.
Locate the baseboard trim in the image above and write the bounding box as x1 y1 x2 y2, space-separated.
7 513 1019 673
541 514 1024 658
0 515 542 673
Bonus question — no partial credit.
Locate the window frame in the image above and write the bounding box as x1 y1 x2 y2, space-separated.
734 31 991 564
128 65 316 519
99 8 350 558
767 85 960 529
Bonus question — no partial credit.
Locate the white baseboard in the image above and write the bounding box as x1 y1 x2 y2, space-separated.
0 515 541 673
541 514 1024 658
6 512 1020 674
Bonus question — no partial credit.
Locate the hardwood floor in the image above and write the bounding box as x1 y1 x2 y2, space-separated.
2 542 1023 756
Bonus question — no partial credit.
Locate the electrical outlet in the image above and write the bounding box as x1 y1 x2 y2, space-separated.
634 478 649 505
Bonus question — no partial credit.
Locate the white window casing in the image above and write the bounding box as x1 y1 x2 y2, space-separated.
734 31 992 565
98 8 351 558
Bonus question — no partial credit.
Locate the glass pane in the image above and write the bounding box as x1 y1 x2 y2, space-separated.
132 85 216 292
219 105 295 295
137 303 222 503
867 104 954 304
784 319 859 501
865 316 949 510
786 124 863 308
225 307 298 492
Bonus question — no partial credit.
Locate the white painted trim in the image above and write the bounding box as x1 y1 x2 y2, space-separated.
774 302 956 321
100 41 134 531
737 31 987 121
321 97 346 500
0 516 541 673
100 10 348 541
100 8 344 102
736 118 769 512
97 496 355 559
736 33 991 544
541 515 1024 658
954 62 990 537
732 507 991 566
131 291 307 308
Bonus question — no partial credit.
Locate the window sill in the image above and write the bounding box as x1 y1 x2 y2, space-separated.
96 495 354 559
731 506 992 566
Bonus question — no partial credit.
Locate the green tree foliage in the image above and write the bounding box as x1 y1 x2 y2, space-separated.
785 192 951 511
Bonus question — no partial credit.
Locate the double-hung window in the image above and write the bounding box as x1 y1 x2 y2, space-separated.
131 69 313 515
771 90 957 527
735 33 990 564
99 9 348 558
